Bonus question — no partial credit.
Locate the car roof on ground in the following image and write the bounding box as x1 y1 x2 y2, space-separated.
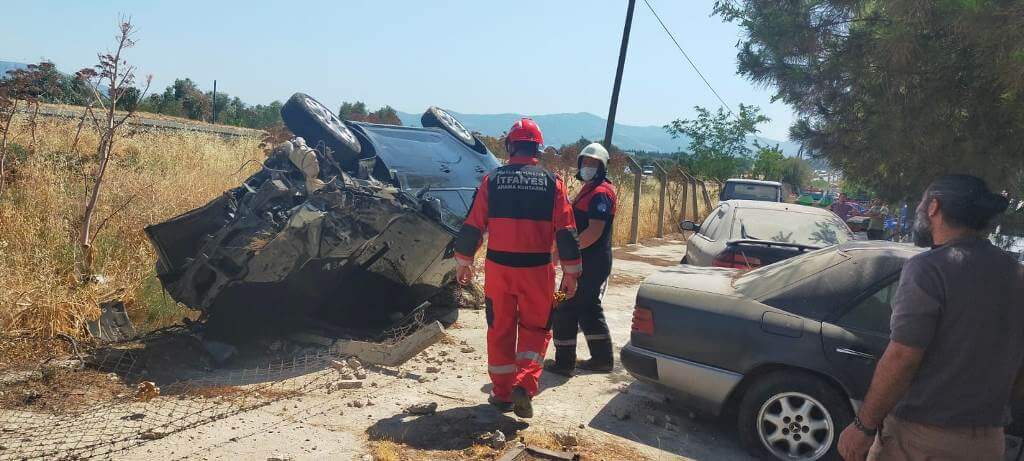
723 199 837 216
724 179 782 186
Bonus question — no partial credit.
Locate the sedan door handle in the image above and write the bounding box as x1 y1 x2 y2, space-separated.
836 348 876 360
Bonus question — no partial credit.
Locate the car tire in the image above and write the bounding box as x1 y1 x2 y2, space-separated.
737 372 852 461
421 106 486 153
281 93 362 168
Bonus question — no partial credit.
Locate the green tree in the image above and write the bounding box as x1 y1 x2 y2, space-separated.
779 156 813 190
752 144 785 181
715 0 1024 200
664 104 770 182
338 101 368 121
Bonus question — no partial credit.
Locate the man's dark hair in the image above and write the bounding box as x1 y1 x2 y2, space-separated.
508 141 540 156
925 174 1010 230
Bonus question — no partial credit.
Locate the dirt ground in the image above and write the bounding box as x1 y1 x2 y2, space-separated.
18 239 754 461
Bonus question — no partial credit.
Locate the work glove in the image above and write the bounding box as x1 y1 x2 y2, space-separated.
559 273 579 299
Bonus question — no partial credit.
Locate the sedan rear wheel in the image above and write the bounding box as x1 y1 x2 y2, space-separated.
737 372 852 461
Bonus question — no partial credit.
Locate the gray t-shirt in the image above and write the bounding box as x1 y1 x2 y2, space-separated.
890 237 1024 427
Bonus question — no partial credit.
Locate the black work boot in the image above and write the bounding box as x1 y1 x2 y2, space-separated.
510 386 533 419
578 338 614 373
543 346 576 377
488 394 513 413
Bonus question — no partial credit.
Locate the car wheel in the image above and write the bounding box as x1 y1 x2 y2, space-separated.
281 93 362 167
421 107 485 153
737 372 852 461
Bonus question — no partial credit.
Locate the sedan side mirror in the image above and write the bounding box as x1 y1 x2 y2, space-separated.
679 220 700 232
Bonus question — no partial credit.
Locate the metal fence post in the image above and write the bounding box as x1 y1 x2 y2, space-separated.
626 156 642 244
654 162 668 238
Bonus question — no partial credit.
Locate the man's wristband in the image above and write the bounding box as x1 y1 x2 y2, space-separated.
853 416 878 437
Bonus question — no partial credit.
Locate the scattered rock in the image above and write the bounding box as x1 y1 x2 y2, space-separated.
370 382 379 387
139 431 166 440
460 346 476 353
355 370 368 380
578 424 585 429
365 399 374 407
335 380 363 390
351 400 364 408
417 376 430 383
346 357 362 369
554 432 579 447
425 366 441 374
612 407 631 421
340 373 355 380
437 351 448 357
405 402 438 415
267 455 294 461
361 455 372 461
329 360 347 372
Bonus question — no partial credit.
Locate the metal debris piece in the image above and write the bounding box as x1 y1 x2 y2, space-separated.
86 300 136 342
334 320 445 367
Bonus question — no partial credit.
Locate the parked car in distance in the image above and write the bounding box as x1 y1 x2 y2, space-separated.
642 165 656 176
622 241 1023 460
720 179 783 202
679 200 853 268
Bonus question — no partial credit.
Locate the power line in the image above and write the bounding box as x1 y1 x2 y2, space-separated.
641 0 736 116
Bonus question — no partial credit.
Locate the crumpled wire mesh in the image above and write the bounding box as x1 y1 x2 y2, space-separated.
0 332 355 460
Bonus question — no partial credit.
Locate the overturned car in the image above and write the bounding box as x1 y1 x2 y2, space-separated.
145 94 499 336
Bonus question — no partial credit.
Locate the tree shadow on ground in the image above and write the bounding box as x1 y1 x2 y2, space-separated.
366 404 529 451
587 381 754 461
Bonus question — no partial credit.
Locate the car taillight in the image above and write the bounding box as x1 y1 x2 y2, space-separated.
712 250 762 270
632 307 654 335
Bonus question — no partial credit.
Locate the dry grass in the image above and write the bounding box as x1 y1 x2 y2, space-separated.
371 439 402 461
0 114 263 342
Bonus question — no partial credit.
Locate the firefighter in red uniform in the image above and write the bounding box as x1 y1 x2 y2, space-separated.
545 143 617 376
454 118 581 418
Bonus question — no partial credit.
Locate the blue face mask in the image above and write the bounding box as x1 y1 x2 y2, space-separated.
580 167 598 181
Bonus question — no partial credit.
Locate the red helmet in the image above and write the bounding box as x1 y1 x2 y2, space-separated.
506 118 544 145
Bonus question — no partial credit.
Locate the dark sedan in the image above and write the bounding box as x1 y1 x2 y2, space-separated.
679 200 853 269
622 241 1022 460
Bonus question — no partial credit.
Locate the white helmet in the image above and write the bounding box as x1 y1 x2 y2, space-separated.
578 142 609 168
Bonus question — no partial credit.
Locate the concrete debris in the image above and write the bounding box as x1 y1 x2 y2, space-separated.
346 358 362 369
335 380 363 390
334 319 444 367
355 370 368 380
405 401 438 415
135 381 160 402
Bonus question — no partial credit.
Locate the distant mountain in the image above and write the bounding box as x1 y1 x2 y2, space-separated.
0 61 28 76
396 109 802 156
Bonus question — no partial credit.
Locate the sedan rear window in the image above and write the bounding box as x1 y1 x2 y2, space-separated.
733 209 852 247
723 183 779 201
734 247 848 299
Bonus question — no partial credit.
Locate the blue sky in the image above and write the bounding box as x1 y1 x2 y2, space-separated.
3 0 797 140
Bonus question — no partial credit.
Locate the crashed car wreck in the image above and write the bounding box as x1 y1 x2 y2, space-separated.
145 93 499 337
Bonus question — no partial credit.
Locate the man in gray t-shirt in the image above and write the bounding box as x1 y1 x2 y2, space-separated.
838 175 1022 461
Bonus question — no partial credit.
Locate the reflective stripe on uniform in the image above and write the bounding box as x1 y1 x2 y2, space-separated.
516 351 542 363
552 339 577 347
585 334 610 341
488 364 516 374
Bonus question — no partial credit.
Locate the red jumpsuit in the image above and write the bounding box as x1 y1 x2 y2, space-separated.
453 155 581 400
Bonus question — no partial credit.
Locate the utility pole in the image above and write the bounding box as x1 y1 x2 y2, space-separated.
603 0 637 149
212 80 217 123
